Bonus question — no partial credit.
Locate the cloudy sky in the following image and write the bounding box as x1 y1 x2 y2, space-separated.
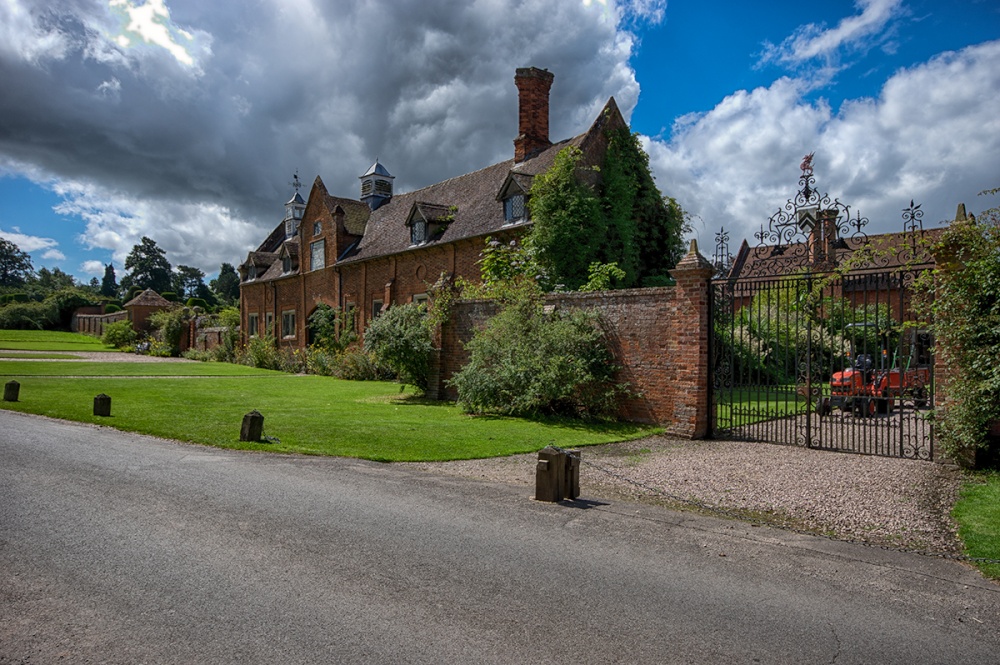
0 0 998 281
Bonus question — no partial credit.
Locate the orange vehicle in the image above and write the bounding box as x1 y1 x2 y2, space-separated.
819 327 931 418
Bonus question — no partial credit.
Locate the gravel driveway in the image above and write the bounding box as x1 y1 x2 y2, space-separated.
405 436 965 554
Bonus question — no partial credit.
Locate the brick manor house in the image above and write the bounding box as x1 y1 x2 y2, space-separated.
239 67 629 347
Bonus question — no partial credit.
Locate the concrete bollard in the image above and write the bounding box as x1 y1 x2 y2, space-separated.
93 393 111 417
240 410 264 442
4 380 19 402
535 446 581 502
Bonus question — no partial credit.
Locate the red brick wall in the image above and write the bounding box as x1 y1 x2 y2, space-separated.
434 252 714 438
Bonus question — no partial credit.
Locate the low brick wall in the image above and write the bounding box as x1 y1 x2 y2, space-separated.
73 310 128 337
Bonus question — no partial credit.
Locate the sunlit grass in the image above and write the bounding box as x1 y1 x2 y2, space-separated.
0 360 659 462
0 329 117 352
952 472 1000 580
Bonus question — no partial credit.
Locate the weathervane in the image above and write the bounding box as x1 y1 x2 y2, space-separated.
289 171 301 193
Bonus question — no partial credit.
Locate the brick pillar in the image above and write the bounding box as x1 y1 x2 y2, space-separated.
513 67 554 163
668 240 716 438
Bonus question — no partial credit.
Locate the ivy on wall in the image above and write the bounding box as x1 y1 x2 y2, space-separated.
527 128 688 291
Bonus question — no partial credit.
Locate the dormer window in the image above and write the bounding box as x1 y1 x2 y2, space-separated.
504 194 526 224
248 265 257 280
282 256 291 274
313 221 322 236
411 218 427 245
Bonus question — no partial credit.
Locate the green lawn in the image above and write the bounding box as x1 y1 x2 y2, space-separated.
715 386 811 426
0 359 657 461
0 329 117 352
952 472 1000 580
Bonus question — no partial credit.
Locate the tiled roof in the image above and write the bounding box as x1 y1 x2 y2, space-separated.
729 227 944 279
243 96 624 276
124 288 172 308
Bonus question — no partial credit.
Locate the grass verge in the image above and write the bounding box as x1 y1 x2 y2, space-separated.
0 361 658 462
952 471 1000 580
0 329 117 352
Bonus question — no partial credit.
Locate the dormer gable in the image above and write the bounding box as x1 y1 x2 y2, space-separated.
406 202 456 246
496 172 533 226
278 241 299 275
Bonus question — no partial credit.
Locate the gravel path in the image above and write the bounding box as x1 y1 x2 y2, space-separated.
404 436 965 553
2 350 194 363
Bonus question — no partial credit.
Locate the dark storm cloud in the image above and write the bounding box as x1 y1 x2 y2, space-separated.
0 0 643 271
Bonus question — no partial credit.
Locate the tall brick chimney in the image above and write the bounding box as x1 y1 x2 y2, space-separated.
513 67 554 163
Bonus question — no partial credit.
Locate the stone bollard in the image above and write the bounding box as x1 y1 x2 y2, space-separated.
4 380 19 402
240 410 264 442
535 447 582 502
93 393 111 417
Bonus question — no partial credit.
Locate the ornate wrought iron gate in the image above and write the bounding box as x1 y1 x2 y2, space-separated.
709 157 935 460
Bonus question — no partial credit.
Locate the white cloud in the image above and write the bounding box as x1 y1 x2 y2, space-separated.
0 0 72 63
758 0 905 87
647 39 1000 258
41 248 65 260
108 0 201 69
0 226 59 254
80 260 108 275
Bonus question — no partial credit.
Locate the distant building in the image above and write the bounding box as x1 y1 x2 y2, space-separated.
239 67 628 347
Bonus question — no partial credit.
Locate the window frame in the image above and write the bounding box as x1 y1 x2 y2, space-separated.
310 239 326 271
503 193 527 225
281 310 296 339
410 218 427 246
371 299 384 319
247 313 259 337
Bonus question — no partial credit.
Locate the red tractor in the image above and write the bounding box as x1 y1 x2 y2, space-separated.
818 328 931 418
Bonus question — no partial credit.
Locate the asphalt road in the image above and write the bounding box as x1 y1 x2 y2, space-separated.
2 410 998 664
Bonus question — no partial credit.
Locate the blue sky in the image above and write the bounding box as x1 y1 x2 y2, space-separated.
1 0 998 283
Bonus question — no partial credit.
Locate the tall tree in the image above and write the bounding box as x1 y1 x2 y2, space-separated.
0 238 34 287
173 265 207 299
210 262 241 304
121 237 172 294
34 266 76 291
100 264 118 297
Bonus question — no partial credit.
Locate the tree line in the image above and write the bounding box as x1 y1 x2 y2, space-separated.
0 235 240 307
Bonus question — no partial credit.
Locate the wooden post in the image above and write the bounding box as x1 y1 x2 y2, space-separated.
93 394 111 417
240 410 264 442
3 380 19 402
535 446 565 502
564 449 581 500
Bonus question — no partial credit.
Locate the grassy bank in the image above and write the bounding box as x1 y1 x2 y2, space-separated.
952 472 1000 580
0 359 657 462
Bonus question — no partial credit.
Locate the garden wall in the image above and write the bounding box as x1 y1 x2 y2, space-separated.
431 243 715 438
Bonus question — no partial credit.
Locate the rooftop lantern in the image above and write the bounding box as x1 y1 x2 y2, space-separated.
284 172 306 238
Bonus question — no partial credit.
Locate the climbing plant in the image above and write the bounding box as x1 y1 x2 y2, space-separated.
527 129 688 291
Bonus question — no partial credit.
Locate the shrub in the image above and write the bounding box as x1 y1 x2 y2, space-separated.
448 293 623 418
917 190 1000 465
104 304 121 314
363 303 434 392
186 297 208 309
236 334 284 370
147 307 188 356
207 306 242 363
308 303 358 353
0 300 57 329
102 320 137 349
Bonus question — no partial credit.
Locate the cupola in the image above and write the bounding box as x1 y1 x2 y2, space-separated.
359 159 394 211
284 173 306 239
